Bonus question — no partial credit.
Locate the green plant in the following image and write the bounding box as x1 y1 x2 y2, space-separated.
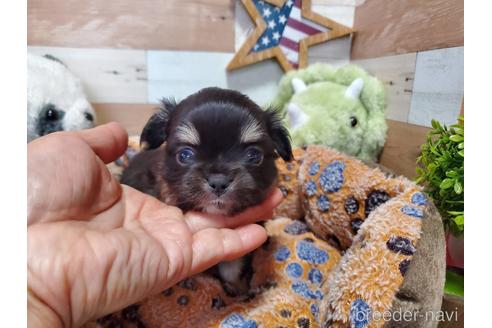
444 270 464 297
416 116 464 236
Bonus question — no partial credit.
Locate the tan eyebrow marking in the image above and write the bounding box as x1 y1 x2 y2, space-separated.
240 115 265 143
175 121 200 145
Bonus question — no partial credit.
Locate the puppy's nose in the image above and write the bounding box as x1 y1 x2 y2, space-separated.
207 174 232 196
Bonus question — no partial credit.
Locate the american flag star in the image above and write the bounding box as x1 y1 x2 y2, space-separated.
262 7 272 18
250 0 331 68
227 0 353 72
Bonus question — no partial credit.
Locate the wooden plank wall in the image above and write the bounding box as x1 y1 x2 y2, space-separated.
351 0 464 60
350 0 464 178
27 0 236 52
28 0 464 180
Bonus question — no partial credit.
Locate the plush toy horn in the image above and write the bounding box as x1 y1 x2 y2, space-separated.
287 102 309 129
345 78 364 99
291 78 307 94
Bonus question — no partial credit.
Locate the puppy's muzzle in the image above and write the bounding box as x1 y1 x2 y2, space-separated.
206 174 233 196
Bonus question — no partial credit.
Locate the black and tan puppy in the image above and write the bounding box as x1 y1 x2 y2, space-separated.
121 87 293 294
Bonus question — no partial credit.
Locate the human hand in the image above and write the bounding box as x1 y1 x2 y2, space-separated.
27 123 282 327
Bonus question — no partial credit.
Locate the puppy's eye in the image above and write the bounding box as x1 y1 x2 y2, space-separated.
46 108 58 121
245 147 263 165
350 116 358 127
177 147 196 165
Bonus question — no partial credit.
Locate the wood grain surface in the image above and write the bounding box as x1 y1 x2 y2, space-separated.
438 294 464 328
350 0 464 60
408 47 464 128
352 52 416 122
380 119 430 179
146 50 286 105
93 103 157 135
28 46 148 103
27 0 235 52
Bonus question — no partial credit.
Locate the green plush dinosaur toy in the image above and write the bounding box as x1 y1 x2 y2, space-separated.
270 63 388 162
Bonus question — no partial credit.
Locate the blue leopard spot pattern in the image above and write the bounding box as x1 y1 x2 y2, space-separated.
319 160 345 193
274 246 291 262
386 236 416 256
285 262 303 278
401 206 424 218
296 240 329 264
317 195 330 212
291 281 323 300
221 313 257 328
305 180 317 197
411 192 428 206
308 268 323 284
284 220 308 235
309 162 320 176
310 303 319 318
399 259 411 276
350 299 371 328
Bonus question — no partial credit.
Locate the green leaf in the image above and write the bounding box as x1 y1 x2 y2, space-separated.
440 178 454 190
444 270 464 297
449 135 464 142
454 180 463 194
431 119 441 129
429 145 440 156
418 118 464 231
445 200 464 205
427 162 435 169
448 211 464 215
446 170 458 178
454 214 464 226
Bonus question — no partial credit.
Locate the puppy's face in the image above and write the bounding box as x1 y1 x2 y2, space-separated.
140 87 293 215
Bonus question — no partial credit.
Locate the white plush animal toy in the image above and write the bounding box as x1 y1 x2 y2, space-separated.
27 53 96 142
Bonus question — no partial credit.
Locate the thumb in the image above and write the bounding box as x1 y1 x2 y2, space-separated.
28 123 128 224
75 122 128 164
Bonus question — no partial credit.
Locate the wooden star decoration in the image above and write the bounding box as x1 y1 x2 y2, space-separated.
227 0 354 72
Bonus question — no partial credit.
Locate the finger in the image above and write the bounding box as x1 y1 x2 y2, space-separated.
75 122 128 164
189 224 267 276
184 188 283 233
27 129 124 224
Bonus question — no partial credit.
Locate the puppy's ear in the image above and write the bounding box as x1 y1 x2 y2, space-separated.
265 107 293 161
140 98 177 150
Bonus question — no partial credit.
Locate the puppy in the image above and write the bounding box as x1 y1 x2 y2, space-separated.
121 87 293 295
